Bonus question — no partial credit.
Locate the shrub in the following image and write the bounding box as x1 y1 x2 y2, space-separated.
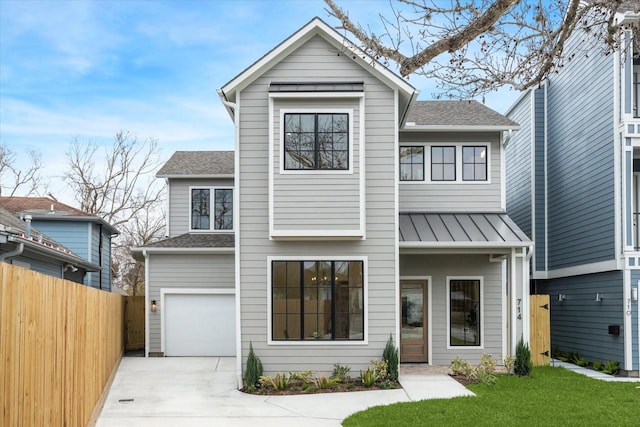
470 368 497 385
270 373 290 390
371 359 388 381
258 375 273 389
313 375 339 389
450 356 473 378
572 354 589 367
360 368 377 387
514 337 533 376
289 370 314 385
593 360 604 371
602 360 620 375
244 342 263 389
331 363 351 383
478 353 497 375
503 355 516 374
382 334 399 381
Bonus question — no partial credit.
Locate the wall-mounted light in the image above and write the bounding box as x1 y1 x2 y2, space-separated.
151 300 157 313
633 287 638 302
595 293 604 302
558 294 566 302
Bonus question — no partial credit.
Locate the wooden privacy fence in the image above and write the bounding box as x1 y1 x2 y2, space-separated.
125 296 145 350
530 294 551 366
1 263 124 427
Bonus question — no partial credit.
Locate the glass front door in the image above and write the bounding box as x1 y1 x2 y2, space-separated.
400 280 428 363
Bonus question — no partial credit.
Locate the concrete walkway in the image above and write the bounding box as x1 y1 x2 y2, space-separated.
96 357 473 427
551 359 640 382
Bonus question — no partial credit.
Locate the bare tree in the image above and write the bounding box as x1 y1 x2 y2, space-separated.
63 131 166 295
325 0 638 99
0 144 46 196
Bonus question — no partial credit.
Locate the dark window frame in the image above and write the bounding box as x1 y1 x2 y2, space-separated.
431 146 456 181
462 145 488 181
449 279 481 347
283 113 349 171
399 146 425 181
271 260 364 341
190 187 233 231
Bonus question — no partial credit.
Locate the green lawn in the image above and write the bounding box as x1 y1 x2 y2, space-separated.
343 367 640 426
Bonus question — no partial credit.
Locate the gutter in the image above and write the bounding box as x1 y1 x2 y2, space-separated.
0 242 24 262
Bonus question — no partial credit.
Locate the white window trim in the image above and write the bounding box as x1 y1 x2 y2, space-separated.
399 143 491 184
160 287 236 356
188 186 234 232
446 275 484 349
266 255 368 346
278 108 355 175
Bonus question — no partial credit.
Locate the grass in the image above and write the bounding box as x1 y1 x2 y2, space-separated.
343 367 640 426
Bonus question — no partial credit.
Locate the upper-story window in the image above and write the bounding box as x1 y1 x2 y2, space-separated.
400 144 490 183
400 146 424 181
462 146 487 181
431 146 456 181
191 188 233 231
284 113 349 170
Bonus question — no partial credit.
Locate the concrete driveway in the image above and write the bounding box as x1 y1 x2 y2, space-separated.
96 357 473 427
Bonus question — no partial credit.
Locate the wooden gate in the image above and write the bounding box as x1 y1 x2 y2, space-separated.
125 296 145 350
529 294 551 366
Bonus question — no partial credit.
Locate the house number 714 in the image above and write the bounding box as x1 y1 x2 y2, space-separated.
517 298 522 320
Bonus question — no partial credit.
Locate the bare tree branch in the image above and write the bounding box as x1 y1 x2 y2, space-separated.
0 144 46 196
325 0 635 99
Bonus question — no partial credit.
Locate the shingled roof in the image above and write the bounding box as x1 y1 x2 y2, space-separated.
405 100 519 129
156 151 234 178
143 233 234 249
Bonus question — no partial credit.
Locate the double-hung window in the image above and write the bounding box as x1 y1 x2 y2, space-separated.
448 279 481 346
271 260 364 341
284 113 349 170
191 188 233 231
400 146 424 181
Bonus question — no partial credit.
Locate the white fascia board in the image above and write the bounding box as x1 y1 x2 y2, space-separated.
219 17 415 102
533 259 622 280
156 174 234 179
270 230 365 240
401 125 521 132
130 247 234 255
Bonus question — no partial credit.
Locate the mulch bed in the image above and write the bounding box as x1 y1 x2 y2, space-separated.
242 379 402 395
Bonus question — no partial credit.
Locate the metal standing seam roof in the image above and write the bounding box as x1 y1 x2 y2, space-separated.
399 212 531 247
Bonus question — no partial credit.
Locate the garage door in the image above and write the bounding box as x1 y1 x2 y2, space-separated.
164 293 235 356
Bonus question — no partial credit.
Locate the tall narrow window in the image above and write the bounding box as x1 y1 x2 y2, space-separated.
462 146 487 181
431 146 456 181
284 113 349 170
214 189 233 230
400 146 424 181
191 188 233 230
191 189 210 230
272 260 364 341
449 279 481 346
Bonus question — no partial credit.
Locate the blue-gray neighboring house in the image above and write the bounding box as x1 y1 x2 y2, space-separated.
505 6 640 376
0 206 100 282
0 197 119 291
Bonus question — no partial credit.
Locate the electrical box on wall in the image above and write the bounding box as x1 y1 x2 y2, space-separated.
608 325 620 335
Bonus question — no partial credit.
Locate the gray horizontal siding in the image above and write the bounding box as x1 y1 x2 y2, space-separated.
537 270 624 364
534 88 546 272
31 220 89 259
399 132 503 212
238 34 398 375
147 253 235 353
631 270 640 370
167 178 234 237
505 92 533 239
545 32 615 269
400 254 503 365
12 255 62 278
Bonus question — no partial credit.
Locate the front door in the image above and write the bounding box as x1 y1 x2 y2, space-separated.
400 279 428 363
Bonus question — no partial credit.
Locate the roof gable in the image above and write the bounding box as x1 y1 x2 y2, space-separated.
218 17 417 119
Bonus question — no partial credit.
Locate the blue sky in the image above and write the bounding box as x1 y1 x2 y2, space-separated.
0 0 519 200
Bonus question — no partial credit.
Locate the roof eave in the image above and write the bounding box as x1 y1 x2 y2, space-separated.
399 241 531 249
26 215 119 235
8 235 101 271
156 174 235 179
401 125 521 132
131 246 234 254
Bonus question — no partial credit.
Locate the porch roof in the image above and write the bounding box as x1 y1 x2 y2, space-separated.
399 212 531 248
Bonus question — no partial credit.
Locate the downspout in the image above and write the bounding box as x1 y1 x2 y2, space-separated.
526 244 534 261
143 249 150 357
502 129 513 149
0 242 24 262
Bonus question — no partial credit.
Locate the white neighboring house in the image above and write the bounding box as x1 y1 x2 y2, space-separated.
134 18 531 386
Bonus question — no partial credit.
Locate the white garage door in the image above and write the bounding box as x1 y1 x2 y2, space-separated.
164 293 236 356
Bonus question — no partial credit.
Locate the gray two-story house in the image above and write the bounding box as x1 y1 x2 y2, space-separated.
505 6 640 376
137 18 531 384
